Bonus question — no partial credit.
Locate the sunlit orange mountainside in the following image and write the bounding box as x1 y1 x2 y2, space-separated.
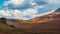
6 8 60 26
0 8 60 34
30 8 60 23
11 8 60 23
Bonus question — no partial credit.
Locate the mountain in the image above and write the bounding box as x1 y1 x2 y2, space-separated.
9 8 60 34
3 8 60 25
0 8 60 34
30 8 60 23
5 8 60 29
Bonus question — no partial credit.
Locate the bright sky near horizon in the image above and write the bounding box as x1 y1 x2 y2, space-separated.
0 0 60 20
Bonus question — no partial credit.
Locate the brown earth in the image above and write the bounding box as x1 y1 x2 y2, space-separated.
0 8 60 34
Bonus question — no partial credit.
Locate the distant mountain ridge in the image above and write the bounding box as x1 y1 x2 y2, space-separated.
30 8 60 23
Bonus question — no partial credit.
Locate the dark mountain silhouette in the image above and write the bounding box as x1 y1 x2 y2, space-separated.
55 8 60 12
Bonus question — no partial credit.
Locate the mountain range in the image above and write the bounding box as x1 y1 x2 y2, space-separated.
0 8 60 34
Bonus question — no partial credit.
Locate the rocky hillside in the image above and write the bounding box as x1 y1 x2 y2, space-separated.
5 8 60 24
0 8 60 34
9 8 60 34
30 8 60 23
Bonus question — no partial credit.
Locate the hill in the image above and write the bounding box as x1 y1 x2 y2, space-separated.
0 8 60 34
31 8 60 23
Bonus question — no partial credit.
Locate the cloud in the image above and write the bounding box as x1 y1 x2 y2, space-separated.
4 0 32 10
0 8 56 20
4 0 24 6
10 0 24 5
37 10 55 17
47 0 60 4
0 8 38 20
0 10 11 17
3 0 44 20
1 0 60 20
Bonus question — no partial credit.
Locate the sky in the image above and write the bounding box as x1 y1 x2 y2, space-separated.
0 0 60 20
